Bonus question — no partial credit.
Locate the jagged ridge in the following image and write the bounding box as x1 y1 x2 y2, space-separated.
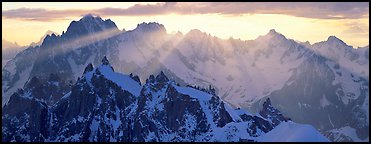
1 57 327 142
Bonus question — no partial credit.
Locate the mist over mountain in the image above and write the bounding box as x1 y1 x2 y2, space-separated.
2 15 368 142
29 30 59 47
2 30 58 68
2 39 25 68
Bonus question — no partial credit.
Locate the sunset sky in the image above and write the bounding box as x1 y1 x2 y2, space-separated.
2 2 369 47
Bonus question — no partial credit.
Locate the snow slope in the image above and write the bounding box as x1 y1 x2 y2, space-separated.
256 121 330 142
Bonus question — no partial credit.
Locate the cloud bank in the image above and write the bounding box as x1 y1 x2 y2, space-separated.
2 2 369 21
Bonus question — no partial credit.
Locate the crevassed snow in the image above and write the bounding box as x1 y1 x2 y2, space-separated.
97 65 141 96
325 60 362 105
255 121 330 142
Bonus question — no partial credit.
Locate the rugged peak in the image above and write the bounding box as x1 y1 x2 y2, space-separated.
145 72 170 85
81 13 99 20
99 56 114 72
256 29 287 42
30 30 59 47
146 75 156 84
155 71 169 83
135 22 166 33
326 36 346 45
63 14 119 39
42 33 59 46
83 63 94 74
327 36 340 41
102 56 110 65
268 29 277 34
267 29 284 37
129 73 141 86
263 98 272 108
259 98 290 127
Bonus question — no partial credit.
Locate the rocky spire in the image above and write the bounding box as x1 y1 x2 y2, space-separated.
83 63 94 74
101 56 114 72
259 98 290 127
155 71 169 83
102 56 110 65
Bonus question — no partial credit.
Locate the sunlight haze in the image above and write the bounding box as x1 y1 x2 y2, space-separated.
2 2 369 47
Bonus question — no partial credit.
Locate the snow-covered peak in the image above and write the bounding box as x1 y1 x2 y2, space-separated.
80 57 141 97
99 56 114 72
63 14 119 39
80 13 100 20
256 29 287 42
267 29 284 37
326 36 347 46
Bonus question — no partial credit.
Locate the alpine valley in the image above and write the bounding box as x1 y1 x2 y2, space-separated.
2 14 368 142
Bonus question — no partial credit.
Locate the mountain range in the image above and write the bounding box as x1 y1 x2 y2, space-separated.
2 56 329 142
2 14 368 142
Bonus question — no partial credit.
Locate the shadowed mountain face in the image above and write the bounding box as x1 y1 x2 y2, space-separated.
2 15 368 141
2 39 26 68
2 57 301 142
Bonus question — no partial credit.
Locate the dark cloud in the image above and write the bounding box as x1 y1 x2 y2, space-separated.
2 2 368 21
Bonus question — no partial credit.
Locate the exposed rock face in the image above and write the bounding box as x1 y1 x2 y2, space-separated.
259 98 290 127
2 73 71 142
2 58 294 142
